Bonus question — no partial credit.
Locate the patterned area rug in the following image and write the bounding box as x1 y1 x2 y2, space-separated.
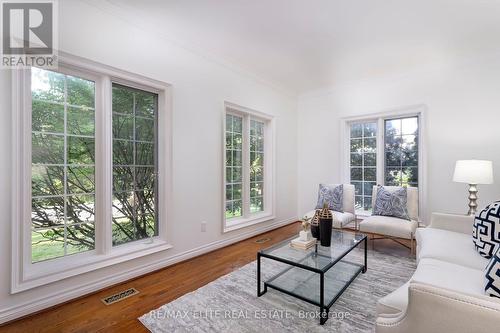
139 247 416 332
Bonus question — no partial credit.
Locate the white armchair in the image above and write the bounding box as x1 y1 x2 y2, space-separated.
303 184 356 229
358 186 418 253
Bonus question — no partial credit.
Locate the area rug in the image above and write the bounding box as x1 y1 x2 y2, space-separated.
139 247 416 332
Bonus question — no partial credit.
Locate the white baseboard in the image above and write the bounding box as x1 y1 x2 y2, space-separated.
0 217 297 324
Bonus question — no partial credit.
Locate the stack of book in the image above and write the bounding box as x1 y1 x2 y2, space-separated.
290 237 316 250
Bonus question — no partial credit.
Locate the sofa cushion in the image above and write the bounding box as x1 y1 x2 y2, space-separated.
359 215 417 239
412 258 486 299
473 201 500 259
416 227 489 271
485 245 500 298
304 210 355 228
377 258 490 317
373 186 410 220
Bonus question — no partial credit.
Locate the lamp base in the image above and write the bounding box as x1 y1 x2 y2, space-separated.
467 184 478 216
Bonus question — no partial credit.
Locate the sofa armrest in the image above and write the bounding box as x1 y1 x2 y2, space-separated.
376 282 500 333
428 213 474 235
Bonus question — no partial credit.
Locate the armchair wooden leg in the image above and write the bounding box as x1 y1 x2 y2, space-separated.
410 233 414 255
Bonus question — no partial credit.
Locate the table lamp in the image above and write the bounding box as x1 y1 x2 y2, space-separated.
453 160 494 215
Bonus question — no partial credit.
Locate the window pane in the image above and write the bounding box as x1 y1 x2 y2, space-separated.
350 153 362 167
68 136 95 165
363 122 377 137
364 153 376 166
32 165 64 197
225 114 244 219
67 107 94 136
113 140 134 165
66 223 95 255
31 197 64 228
67 166 94 194
384 117 419 187
350 123 362 138
31 68 96 262
350 121 377 214
32 133 64 164
67 75 95 108
32 100 64 133
350 167 362 181
31 228 65 263
67 195 95 224
113 114 134 140
112 84 159 245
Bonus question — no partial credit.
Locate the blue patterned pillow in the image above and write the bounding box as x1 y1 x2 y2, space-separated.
315 184 343 212
373 186 410 220
485 245 500 298
473 201 500 259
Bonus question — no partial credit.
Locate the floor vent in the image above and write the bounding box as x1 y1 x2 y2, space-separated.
255 237 271 244
101 288 139 305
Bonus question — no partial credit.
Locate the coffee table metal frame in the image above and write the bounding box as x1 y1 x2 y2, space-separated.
257 232 367 325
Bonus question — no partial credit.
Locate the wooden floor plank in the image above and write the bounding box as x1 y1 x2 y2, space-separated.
0 222 412 332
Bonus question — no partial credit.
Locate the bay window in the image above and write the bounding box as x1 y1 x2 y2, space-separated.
12 55 172 292
223 103 274 232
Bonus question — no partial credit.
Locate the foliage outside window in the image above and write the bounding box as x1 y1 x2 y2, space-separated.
224 106 270 225
250 119 265 213
384 117 419 187
349 122 377 212
31 68 96 262
112 84 158 246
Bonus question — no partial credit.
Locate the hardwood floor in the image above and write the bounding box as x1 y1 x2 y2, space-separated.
1 222 412 333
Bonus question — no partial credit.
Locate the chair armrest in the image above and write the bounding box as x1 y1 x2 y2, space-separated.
376 282 500 333
428 213 474 234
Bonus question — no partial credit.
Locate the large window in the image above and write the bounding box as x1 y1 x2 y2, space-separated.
224 103 274 231
12 57 171 292
346 113 421 215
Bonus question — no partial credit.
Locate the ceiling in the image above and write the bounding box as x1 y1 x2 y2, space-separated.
101 0 500 94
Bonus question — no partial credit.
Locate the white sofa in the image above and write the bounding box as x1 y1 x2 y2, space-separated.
359 186 419 253
303 184 356 228
375 213 500 333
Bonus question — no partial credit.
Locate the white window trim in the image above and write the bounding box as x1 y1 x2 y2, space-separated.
222 102 276 233
340 104 427 220
11 52 173 293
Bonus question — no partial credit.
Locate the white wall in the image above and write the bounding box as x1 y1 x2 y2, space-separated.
298 54 500 221
0 1 298 322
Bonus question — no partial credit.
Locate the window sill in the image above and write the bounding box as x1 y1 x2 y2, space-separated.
14 238 173 293
223 213 275 233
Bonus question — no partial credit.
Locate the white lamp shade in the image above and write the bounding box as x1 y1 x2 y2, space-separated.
453 160 494 184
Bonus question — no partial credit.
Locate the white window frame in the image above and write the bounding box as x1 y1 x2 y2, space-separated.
11 52 173 293
222 102 275 233
340 105 427 219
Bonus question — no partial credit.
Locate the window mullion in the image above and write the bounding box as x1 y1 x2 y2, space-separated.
243 115 251 219
96 76 113 254
377 118 384 186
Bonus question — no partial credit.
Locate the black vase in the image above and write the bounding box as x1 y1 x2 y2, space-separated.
319 217 332 246
311 223 320 239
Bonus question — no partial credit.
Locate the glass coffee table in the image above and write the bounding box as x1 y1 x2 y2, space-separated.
257 230 367 325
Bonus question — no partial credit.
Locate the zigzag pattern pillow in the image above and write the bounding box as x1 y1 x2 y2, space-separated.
485 245 500 298
373 186 410 220
473 201 500 258
315 184 343 212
